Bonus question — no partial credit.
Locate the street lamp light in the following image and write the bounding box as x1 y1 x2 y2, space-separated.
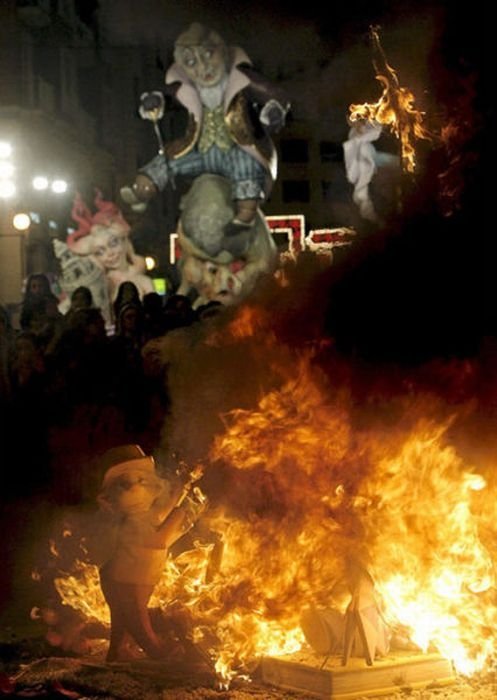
0 141 12 159
0 180 16 199
145 256 156 271
0 141 73 295
32 176 68 194
0 141 15 200
51 179 68 194
12 212 31 231
0 162 14 179
32 176 49 191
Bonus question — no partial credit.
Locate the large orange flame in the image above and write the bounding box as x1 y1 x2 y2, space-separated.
49 312 496 683
349 26 432 173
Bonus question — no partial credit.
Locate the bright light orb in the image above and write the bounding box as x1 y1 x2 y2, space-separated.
32 176 49 190
12 212 31 231
0 142 12 159
0 162 14 178
51 179 68 194
145 256 156 271
0 180 16 199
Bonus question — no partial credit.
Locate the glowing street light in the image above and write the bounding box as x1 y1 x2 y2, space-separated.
12 212 31 231
51 179 68 194
0 141 12 159
33 177 68 194
32 176 49 191
0 180 16 199
0 162 14 179
145 255 156 271
0 141 15 200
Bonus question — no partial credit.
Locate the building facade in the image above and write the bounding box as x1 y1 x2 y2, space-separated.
0 0 164 303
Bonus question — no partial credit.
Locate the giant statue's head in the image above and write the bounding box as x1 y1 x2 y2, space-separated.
174 22 228 88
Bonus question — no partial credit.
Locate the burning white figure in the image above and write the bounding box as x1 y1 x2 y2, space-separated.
97 445 205 661
343 120 383 223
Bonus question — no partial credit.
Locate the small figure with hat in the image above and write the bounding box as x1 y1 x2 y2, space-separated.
97 444 205 661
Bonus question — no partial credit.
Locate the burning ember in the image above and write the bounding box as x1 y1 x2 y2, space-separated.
437 73 482 217
43 306 497 685
349 26 432 173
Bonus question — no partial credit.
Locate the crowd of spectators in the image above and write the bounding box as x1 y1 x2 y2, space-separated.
0 273 222 505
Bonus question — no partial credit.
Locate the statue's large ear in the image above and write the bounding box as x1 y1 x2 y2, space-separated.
97 491 116 514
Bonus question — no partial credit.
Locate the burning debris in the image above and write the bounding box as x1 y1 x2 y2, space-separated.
437 74 483 218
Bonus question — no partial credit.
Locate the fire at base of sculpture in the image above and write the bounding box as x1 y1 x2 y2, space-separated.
260 649 455 699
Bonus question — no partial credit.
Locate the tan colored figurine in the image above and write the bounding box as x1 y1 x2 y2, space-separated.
97 445 205 661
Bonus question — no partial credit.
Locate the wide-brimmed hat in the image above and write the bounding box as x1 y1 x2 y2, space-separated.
99 444 158 491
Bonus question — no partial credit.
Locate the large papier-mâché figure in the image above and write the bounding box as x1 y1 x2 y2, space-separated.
53 238 112 324
97 444 205 661
68 191 154 306
121 22 289 258
175 173 277 308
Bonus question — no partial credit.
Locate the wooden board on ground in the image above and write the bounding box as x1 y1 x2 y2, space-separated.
260 649 455 699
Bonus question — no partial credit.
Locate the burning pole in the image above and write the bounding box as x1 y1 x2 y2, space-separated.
348 26 433 208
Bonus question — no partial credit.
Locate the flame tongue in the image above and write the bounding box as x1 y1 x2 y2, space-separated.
361 420 496 674
159 366 495 679
349 26 432 173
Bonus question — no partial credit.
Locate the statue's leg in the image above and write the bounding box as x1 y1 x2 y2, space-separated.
220 150 267 250
120 153 172 212
122 150 207 213
119 583 167 660
100 567 128 661
101 565 165 660
106 604 127 661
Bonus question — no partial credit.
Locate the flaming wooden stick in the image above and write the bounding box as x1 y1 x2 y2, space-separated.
349 26 432 173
